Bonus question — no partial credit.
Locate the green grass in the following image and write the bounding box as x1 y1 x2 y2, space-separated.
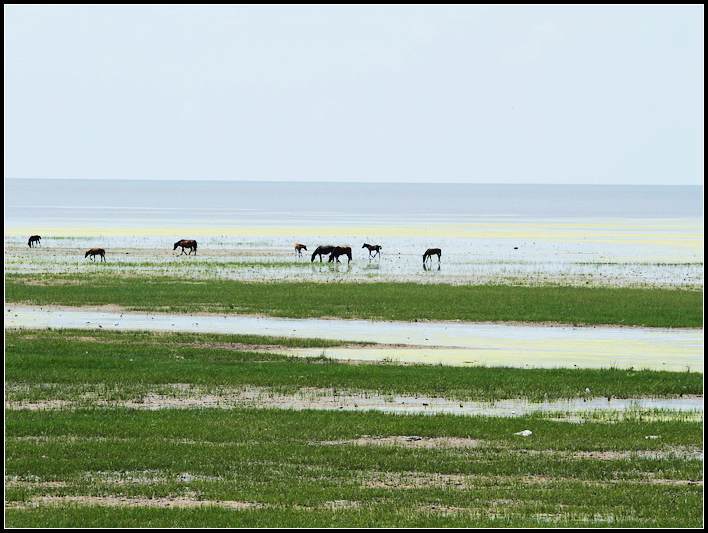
5 408 704 527
5 329 702 402
6 274 703 327
5 328 703 527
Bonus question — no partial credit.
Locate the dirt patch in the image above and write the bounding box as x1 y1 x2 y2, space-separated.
320 435 485 449
320 500 362 510
630 478 703 486
4 477 68 489
510 447 704 461
363 471 471 489
570 448 703 461
183 342 294 352
417 504 470 515
20 279 83 287
81 470 222 485
6 495 264 510
7 399 74 411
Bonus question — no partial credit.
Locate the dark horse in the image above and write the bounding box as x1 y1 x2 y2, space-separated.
311 245 335 262
28 235 41 248
294 243 308 256
174 239 198 255
329 246 353 264
362 243 381 259
85 248 106 262
423 248 442 266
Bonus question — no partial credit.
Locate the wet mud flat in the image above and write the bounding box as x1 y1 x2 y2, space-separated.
6 383 703 420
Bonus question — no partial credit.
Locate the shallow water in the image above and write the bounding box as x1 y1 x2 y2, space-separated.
3 219 704 287
6 305 703 371
7 384 703 418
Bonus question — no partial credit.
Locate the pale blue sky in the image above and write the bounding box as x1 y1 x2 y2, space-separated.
4 5 703 184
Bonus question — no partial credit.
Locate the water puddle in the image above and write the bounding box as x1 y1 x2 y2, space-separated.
5 305 703 371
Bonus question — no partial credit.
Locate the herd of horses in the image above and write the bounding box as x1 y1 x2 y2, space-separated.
298 242 439 265
27 236 443 266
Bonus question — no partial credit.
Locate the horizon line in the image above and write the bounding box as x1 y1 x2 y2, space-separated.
4 177 703 187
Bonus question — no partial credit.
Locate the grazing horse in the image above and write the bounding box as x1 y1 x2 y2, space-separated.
173 239 198 255
311 245 335 262
362 243 381 259
27 235 41 248
423 248 442 266
294 243 308 256
328 246 353 264
85 248 106 262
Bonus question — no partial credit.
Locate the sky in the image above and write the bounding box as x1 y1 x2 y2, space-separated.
4 4 704 184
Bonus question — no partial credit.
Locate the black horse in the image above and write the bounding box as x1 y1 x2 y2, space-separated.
329 246 353 264
423 248 441 266
173 239 198 255
28 235 41 248
85 248 106 262
362 243 381 259
311 245 335 262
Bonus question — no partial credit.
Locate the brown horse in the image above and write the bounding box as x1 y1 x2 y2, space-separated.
311 245 335 262
423 248 441 266
329 246 353 264
85 248 106 262
28 235 41 248
294 243 308 256
173 239 198 255
362 243 381 259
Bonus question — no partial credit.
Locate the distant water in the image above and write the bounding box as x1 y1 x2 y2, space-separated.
4 179 703 228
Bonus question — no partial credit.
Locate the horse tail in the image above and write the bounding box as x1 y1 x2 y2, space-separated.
28 237 32 247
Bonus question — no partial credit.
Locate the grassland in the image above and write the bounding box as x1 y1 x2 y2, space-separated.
5 407 703 527
5 328 704 526
6 273 703 327
5 329 702 403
